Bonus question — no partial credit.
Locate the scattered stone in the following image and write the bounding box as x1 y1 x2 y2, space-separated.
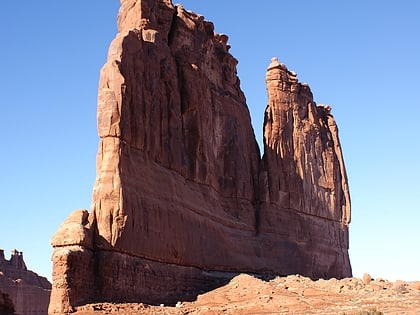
393 280 409 294
408 281 420 290
369 280 385 291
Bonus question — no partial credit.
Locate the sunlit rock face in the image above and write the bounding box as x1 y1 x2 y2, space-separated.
260 58 351 277
49 0 351 313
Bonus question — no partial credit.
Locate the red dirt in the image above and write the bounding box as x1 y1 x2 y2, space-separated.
73 274 420 314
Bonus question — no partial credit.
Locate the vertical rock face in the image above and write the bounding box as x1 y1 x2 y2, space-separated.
0 290 15 315
49 0 351 312
92 0 261 268
259 58 351 276
263 58 350 223
0 249 51 315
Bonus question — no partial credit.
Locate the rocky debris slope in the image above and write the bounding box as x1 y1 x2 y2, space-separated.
0 249 51 315
74 274 420 315
49 0 351 313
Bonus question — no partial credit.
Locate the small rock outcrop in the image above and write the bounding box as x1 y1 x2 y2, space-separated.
0 249 51 315
49 0 351 313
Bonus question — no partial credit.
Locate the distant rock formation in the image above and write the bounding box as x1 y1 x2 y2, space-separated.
0 249 51 315
49 0 351 313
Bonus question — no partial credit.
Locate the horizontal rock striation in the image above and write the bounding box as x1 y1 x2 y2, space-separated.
49 0 351 313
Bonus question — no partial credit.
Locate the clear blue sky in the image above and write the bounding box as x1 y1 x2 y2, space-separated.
1 1 419 282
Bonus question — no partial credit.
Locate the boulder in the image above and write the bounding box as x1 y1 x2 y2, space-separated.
363 273 372 285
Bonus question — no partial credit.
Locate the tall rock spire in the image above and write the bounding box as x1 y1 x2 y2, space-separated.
263 57 350 224
259 57 351 278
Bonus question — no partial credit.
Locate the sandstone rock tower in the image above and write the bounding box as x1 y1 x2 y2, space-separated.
49 0 351 313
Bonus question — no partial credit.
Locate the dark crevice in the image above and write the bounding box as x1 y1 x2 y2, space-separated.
167 7 178 47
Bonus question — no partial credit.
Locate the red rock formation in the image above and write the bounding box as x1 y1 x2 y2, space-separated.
0 289 15 315
49 0 351 313
259 58 351 276
0 249 51 315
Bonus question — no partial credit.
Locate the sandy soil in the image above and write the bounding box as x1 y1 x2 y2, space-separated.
74 274 420 314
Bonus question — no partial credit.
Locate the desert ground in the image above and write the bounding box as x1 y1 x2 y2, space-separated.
74 274 420 314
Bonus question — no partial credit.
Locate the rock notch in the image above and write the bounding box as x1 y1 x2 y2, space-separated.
0 249 51 315
49 0 351 313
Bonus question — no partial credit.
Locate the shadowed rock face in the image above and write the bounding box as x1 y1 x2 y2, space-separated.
49 0 351 313
0 290 15 315
0 250 51 315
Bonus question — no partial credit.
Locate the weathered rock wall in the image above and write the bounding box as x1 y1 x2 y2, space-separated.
0 249 51 315
258 58 351 277
0 289 15 315
49 0 351 313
